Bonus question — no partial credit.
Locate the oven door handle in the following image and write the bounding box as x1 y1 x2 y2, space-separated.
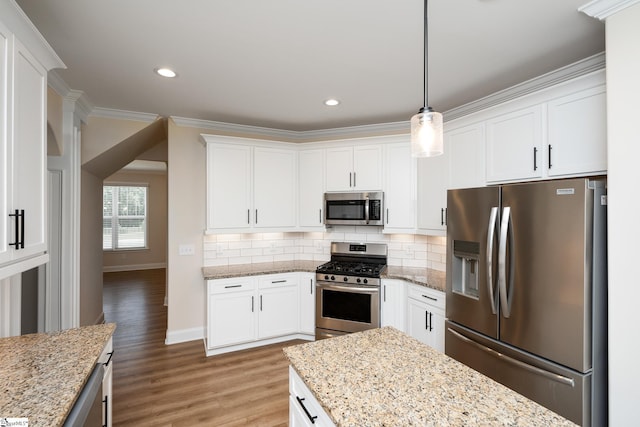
318 283 379 293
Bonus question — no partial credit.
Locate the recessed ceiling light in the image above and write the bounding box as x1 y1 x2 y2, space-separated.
324 99 340 106
155 67 177 78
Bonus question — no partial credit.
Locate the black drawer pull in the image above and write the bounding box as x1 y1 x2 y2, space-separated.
296 396 317 424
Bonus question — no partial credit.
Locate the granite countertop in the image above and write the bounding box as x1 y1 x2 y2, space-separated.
203 261 445 291
284 327 576 427
0 323 116 427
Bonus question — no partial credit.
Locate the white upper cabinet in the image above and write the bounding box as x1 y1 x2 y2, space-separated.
417 150 449 235
447 122 486 190
298 149 325 229
383 142 416 232
205 142 252 231
486 105 544 183
0 6 64 280
325 144 382 192
254 147 297 228
546 86 607 177
204 137 297 233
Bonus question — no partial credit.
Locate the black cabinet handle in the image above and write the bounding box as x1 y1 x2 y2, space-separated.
310 278 313 295
422 294 437 302
251 296 254 312
103 351 114 367
260 295 263 311
296 396 317 424
8 209 24 250
102 395 109 427
548 145 553 169
247 209 250 224
429 312 433 331
255 209 258 224
319 209 322 224
533 147 538 171
425 310 429 330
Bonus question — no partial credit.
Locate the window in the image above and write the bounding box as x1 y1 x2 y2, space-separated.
103 185 148 250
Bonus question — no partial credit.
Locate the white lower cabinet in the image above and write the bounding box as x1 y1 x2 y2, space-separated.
206 273 313 356
381 279 406 332
299 273 315 335
100 337 114 427
257 275 299 339
406 285 445 352
289 366 335 427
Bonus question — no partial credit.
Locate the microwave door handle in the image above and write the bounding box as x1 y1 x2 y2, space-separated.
364 196 370 224
486 207 499 314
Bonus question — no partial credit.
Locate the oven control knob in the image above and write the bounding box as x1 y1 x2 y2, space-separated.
363 279 368 284
343 277 348 282
356 278 361 283
330 276 335 281
324 275 329 280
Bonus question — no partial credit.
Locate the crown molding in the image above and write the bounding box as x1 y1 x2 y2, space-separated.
444 52 606 122
171 116 409 143
90 108 159 123
579 0 640 20
2 0 65 71
65 90 93 124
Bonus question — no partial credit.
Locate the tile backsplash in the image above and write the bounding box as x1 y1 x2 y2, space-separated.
203 226 446 271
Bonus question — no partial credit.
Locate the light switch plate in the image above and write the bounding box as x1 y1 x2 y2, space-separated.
179 244 195 256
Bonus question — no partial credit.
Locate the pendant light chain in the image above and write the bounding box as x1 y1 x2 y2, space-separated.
423 0 429 112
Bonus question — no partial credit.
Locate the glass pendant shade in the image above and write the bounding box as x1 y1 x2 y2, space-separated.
410 108 443 157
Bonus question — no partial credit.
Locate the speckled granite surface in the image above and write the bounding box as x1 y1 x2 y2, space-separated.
382 266 445 291
284 327 576 427
0 323 116 427
202 260 320 279
203 261 445 290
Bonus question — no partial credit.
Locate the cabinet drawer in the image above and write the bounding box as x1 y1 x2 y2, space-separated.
208 278 256 294
407 285 445 310
259 274 297 289
289 366 334 426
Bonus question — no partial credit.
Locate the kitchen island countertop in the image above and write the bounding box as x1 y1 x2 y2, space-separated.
283 327 576 427
0 323 116 426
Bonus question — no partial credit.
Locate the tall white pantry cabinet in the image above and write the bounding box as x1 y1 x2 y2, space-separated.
0 2 64 281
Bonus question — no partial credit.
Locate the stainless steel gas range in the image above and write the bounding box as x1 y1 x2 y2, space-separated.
315 242 387 340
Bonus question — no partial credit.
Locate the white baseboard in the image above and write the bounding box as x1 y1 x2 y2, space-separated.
103 262 167 273
204 333 315 357
165 326 204 345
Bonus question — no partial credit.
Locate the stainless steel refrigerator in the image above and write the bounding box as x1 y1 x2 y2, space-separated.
445 177 607 426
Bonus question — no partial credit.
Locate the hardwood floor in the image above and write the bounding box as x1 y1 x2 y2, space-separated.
103 269 302 426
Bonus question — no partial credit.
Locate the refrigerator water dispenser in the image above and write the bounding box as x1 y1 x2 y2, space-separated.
452 240 480 299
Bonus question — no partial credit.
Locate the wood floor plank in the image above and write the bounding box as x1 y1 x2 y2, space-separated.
103 269 302 426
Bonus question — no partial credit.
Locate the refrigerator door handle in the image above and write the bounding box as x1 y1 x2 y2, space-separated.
447 328 575 387
498 207 515 318
486 207 499 314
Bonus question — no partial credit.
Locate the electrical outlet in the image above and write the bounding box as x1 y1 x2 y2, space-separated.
178 244 195 256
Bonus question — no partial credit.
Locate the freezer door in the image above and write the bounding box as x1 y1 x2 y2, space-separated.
446 186 500 339
446 321 591 426
499 178 596 372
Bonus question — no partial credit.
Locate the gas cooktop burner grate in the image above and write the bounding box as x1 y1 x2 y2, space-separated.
316 261 387 278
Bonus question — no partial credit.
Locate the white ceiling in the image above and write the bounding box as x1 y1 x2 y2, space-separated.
16 0 604 132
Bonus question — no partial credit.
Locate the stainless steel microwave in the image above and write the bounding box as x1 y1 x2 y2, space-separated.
324 192 384 226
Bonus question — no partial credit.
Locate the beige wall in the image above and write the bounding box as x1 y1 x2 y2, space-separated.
46 87 63 156
103 169 168 271
166 119 207 340
81 116 151 164
79 169 105 326
604 3 640 424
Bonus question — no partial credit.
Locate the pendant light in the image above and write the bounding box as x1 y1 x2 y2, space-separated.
411 0 443 157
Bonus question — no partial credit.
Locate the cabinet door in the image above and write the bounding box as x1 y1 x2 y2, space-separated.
407 298 431 346
208 290 256 348
447 123 486 189
206 143 252 230
381 280 406 332
0 23 10 265
430 307 445 353
299 273 315 335
254 147 297 228
383 143 415 231
258 282 299 339
11 39 48 259
486 105 543 182
547 86 607 177
325 147 353 191
417 150 448 234
352 145 382 191
298 150 325 228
